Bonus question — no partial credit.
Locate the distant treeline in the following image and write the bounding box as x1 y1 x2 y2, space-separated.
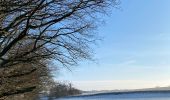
48 82 81 98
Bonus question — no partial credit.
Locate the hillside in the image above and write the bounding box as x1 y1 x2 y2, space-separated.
81 86 170 96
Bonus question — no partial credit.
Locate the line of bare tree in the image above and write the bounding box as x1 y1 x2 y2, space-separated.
0 0 118 99
47 82 81 99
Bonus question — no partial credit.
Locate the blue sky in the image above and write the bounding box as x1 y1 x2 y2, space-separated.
56 0 170 90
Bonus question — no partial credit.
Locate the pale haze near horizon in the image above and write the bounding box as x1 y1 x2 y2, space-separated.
56 0 170 91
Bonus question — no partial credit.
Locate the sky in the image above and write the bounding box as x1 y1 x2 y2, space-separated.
56 0 170 91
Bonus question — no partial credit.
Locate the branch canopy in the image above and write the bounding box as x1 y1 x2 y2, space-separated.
0 0 119 99
0 0 118 67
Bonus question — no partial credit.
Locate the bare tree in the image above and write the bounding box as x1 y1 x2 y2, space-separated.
49 82 81 98
0 0 118 99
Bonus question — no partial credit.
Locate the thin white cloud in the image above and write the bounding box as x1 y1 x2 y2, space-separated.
115 59 136 66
